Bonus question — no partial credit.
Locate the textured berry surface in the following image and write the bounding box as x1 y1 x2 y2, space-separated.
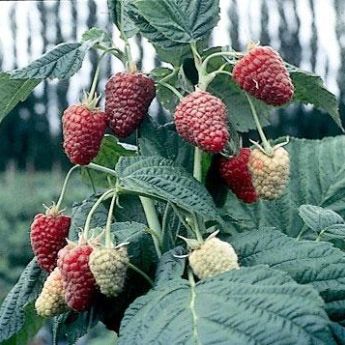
174 91 229 153
63 104 107 165
58 244 96 311
248 147 290 200
35 267 67 317
30 212 71 272
189 237 239 280
233 46 294 106
219 148 257 203
105 72 155 137
89 246 129 297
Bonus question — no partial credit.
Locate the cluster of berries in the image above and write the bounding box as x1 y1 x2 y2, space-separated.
63 72 155 165
31 206 129 317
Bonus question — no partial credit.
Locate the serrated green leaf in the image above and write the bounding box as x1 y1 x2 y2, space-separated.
10 42 93 80
134 0 220 44
81 135 136 188
0 73 41 123
116 156 219 221
221 136 345 238
119 266 335 345
288 65 343 131
230 228 345 322
107 0 139 38
82 27 113 47
0 259 46 342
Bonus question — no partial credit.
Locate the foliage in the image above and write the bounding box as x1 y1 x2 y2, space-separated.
1 0 345 344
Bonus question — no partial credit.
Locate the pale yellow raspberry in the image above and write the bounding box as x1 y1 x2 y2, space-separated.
189 237 239 280
35 267 67 317
89 246 129 298
248 147 290 200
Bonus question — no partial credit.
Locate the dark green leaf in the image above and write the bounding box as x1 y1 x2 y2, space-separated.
116 156 219 221
230 228 345 322
82 27 113 47
0 73 41 123
119 266 335 345
0 259 46 342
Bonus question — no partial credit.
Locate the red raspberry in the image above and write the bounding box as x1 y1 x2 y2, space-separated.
57 244 96 312
62 104 107 165
219 148 257 203
30 207 71 272
174 91 229 153
233 46 294 106
105 72 155 137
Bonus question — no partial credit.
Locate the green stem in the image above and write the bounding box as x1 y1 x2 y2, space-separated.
202 51 242 71
246 94 273 155
56 165 79 210
86 169 97 194
87 62 101 104
84 190 114 239
105 192 117 247
193 147 202 182
160 68 179 84
139 196 162 258
86 163 118 178
128 262 154 286
95 44 125 63
158 81 183 99
192 213 203 242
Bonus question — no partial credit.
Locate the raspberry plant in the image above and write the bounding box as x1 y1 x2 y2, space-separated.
1 1 345 344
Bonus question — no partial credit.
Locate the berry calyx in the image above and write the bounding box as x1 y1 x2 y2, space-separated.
30 206 71 272
233 46 294 106
89 246 129 298
62 104 107 165
189 235 239 280
57 243 96 311
35 267 67 317
174 91 230 153
105 72 156 138
219 148 258 203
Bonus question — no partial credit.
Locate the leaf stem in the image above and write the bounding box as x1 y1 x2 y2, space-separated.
105 192 117 247
56 165 79 210
158 81 183 99
86 163 118 178
246 94 273 155
84 190 114 240
128 262 154 286
139 196 162 258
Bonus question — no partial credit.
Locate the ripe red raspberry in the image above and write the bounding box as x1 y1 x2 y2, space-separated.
174 91 229 153
233 46 294 106
62 104 107 165
30 207 71 272
105 72 156 137
219 148 257 203
58 244 96 311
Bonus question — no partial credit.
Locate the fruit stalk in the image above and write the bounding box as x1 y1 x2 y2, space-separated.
105 192 117 247
56 165 79 210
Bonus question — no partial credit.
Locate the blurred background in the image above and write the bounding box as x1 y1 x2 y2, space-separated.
1 0 345 343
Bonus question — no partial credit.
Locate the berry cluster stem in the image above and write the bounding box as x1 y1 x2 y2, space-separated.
139 196 162 258
246 94 273 156
128 262 154 286
105 191 117 247
193 147 202 182
56 165 79 210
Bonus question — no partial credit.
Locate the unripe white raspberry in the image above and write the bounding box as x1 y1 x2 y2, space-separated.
248 147 290 200
89 246 129 298
35 267 67 317
189 237 239 280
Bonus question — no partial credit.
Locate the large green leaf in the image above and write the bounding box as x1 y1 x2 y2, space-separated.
220 136 345 238
0 259 46 342
116 156 219 221
230 228 345 323
119 266 335 345
0 73 41 123
10 42 94 80
134 0 220 44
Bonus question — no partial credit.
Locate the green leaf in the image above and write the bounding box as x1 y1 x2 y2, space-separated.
221 136 345 238
10 42 94 80
82 27 113 47
134 0 220 44
81 135 136 188
288 65 343 131
107 0 139 38
0 259 46 342
116 156 219 221
0 73 41 123
119 266 335 345
139 118 193 173
230 228 345 323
